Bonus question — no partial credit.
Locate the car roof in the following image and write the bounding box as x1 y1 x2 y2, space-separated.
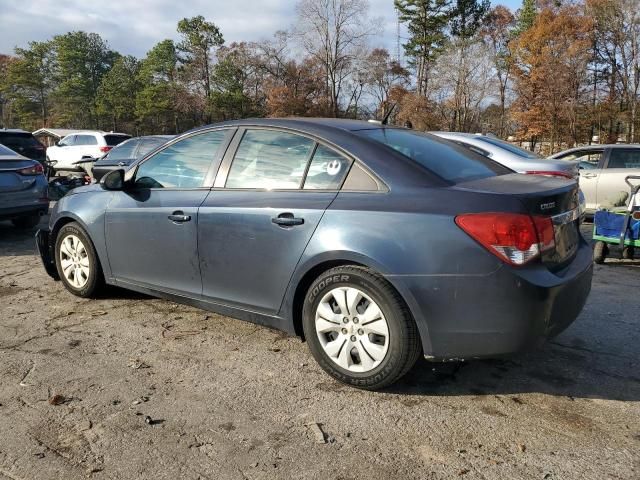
0 128 33 135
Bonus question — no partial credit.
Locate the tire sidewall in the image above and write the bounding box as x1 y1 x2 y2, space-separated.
55 223 100 297
302 268 407 388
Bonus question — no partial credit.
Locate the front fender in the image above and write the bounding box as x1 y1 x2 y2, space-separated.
49 190 114 281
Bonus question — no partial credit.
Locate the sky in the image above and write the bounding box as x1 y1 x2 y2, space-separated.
0 0 523 58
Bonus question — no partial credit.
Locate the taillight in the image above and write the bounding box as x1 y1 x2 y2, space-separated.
525 170 574 179
455 213 555 266
17 163 44 176
99 146 112 153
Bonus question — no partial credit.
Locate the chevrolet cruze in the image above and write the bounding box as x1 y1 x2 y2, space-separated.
36 119 593 389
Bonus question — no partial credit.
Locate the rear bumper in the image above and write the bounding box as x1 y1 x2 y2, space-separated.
36 229 59 279
0 204 48 221
397 241 593 360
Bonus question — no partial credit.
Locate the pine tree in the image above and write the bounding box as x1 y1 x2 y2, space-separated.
394 0 450 96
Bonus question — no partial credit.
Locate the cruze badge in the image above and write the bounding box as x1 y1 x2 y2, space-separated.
540 201 556 211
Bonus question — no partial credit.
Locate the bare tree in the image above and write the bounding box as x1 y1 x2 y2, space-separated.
294 0 379 117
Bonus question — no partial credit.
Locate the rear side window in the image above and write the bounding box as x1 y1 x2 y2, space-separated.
607 149 640 169
358 129 508 183
135 130 227 188
105 135 131 146
76 135 98 146
303 145 352 190
225 130 315 189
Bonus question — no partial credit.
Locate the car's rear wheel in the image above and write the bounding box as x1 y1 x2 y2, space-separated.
55 222 103 297
593 241 608 264
302 266 421 390
11 214 41 230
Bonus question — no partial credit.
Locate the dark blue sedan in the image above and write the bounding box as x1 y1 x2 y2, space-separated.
36 119 593 389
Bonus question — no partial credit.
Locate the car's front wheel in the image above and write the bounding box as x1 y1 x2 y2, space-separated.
302 266 421 390
55 222 103 297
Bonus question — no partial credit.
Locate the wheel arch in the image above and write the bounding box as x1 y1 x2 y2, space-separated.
50 214 108 281
283 251 431 354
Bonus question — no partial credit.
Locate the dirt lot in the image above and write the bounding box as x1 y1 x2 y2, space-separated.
0 216 638 480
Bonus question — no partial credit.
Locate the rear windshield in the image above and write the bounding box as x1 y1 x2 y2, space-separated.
105 138 137 160
475 136 542 159
0 144 16 155
105 134 131 146
0 132 43 149
357 129 509 183
137 137 171 157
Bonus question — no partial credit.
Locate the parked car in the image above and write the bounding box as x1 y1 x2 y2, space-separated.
431 132 578 179
550 144 640 213
36 119 593 390
46 131 131 173
92 135 174 181
0 144 48 229
0 128 46 164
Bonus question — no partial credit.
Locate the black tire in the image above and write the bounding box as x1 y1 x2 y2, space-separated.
11 214 41 230
302 265 421 390
54 222 104 297
593 241 608 264
622 246 634 260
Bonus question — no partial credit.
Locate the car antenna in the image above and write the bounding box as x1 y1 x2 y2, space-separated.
381 103 397 125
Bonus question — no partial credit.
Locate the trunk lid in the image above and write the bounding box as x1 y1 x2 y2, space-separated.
455 173 581 269
0 159 39 193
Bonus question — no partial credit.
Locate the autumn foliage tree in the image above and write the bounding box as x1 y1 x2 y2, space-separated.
511 4 593 152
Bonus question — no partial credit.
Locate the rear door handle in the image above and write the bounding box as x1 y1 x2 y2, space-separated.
582 173 598 178
168 211 191 223
272 212 304 227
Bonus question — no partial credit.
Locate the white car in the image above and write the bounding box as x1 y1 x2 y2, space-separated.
550 144 640 213
46 131 131 172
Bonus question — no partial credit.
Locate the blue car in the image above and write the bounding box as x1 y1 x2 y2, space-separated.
0 143 48 229
36 119 593 389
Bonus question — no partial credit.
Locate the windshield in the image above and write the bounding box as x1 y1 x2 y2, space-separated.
357 129 509 183
475 136 542 159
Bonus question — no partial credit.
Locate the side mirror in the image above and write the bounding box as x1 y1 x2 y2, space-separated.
55 141 60 147
100 169 125 191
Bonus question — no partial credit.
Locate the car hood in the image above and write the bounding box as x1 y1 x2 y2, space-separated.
66 183 103 196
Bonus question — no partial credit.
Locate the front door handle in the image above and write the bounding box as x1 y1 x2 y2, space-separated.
272 212 304 227
168 211 191 223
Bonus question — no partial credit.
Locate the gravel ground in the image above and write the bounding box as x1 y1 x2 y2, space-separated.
0 217 638 480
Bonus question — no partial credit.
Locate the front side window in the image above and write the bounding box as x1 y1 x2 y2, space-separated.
135 130 227 188
60 135 75 147
303 145 352 190
607 149 640 169
225 130 315 189
561 150 602 166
